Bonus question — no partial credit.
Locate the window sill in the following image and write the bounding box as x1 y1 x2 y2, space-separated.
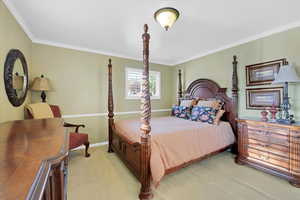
125 96 161 100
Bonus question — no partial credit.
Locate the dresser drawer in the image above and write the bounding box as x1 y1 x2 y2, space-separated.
247 124 289 135
248 138 289 158
247 126 289 146
247 146 290 171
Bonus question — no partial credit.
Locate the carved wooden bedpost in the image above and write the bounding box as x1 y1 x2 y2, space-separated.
139 24 153 200
178 69 183 105
232 55 239 119
231 55 239 154
108 58 114 153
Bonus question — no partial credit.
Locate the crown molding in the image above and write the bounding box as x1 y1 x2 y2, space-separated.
32 38 172 66
4 0 300 67
173 20 300 66
2 0 35 40
2 0 171 66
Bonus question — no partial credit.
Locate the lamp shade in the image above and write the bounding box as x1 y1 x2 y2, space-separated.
272 64 300 84
154 7 180 31
30 75 52 91
13 73 24 90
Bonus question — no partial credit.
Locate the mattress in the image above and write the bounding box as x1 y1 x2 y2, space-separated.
114 116 235 185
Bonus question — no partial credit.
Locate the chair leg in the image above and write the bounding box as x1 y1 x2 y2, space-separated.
84 142 90 157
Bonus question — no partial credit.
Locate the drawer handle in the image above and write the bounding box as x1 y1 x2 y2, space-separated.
259 143 270 148
257 130 270 135
263 131 270 135
258 154 269 160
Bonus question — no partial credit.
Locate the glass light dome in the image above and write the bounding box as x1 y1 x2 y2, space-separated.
154 7 180 31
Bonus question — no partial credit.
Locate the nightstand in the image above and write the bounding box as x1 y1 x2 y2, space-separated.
236 118 300 187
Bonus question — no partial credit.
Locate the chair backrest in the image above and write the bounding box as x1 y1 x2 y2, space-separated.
50 105 62 118
25 104 62 119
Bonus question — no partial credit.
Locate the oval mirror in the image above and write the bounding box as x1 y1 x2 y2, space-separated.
4 49 29 107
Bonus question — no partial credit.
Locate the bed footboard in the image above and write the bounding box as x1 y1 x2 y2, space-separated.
111 128 142 179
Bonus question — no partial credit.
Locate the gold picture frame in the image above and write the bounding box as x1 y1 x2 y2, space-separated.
246 87 283 110
246 59 286 86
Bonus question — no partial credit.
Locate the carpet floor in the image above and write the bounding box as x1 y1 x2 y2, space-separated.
68 145 300 200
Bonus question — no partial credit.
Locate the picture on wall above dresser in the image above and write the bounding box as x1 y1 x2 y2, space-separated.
246 87 283 110
246 58 286 86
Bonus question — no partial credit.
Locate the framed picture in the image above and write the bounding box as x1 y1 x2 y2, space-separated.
246 87 283 110
246 59 286 86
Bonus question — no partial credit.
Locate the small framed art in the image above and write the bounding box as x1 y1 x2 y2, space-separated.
246 59 286 86
246 87 283 110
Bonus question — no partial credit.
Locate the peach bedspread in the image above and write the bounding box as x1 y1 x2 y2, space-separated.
114 116 235 185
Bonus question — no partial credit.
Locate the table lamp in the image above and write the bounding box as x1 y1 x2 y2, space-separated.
30 75 52 102
272 63 300 124
13 72 24 90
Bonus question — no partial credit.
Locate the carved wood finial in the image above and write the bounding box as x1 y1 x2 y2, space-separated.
142 25 150 56
144 24 148 33
233 55 237 63
109 58 112 65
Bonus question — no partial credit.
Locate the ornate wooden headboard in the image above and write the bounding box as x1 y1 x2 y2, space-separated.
185 79 237 133
177 56 239 136
186 79 226 99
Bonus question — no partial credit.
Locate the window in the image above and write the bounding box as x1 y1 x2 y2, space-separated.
125 67 161 99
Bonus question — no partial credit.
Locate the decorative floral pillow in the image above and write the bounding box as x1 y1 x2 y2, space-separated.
191 106 216 124
172 105 190 119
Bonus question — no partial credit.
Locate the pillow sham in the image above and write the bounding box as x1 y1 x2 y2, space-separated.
180 99 193 107
172 105 190 119
197 99 224 110
214 109 225 125
191 106 216 124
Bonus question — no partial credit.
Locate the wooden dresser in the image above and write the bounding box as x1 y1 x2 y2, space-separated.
0 118 69 200
236 118 300 187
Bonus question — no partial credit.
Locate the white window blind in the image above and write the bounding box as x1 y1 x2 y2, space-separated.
125 68 161 99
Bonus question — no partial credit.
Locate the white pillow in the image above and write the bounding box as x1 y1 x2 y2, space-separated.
180 99 193 107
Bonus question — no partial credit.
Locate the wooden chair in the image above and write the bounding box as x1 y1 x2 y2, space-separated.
26 104 90 157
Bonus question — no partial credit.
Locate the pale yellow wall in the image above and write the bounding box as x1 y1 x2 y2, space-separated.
0 1 32 122
177 27 300 120
31 44 174 142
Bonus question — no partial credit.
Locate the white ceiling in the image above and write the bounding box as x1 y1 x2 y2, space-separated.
4 0 300 65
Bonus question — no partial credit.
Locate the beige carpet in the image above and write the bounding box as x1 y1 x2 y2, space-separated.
68 145 300 200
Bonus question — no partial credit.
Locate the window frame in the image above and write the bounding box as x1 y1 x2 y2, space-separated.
125 67 161 100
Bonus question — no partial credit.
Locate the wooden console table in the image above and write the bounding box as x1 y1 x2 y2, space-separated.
0 118 69 200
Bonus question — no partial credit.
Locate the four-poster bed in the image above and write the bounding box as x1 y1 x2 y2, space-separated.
107 24 239 200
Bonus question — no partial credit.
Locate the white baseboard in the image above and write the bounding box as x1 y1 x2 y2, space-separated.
72 141 108 151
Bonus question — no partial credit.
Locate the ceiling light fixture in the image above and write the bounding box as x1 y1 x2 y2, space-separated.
154 7 180 31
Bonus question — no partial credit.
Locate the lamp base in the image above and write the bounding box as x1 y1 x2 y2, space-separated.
41 91 47 102
276 119 295 124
